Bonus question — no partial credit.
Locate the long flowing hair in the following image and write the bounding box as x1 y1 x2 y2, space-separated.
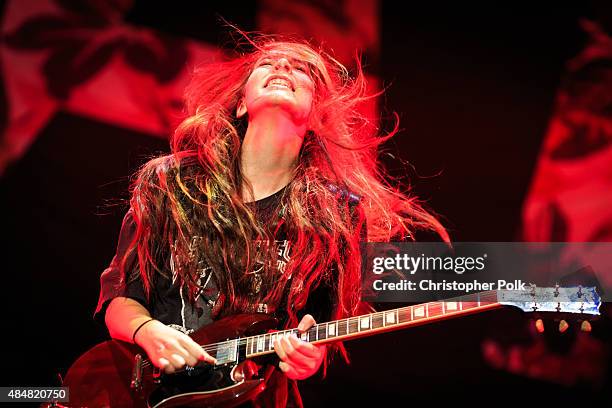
122 37 449 331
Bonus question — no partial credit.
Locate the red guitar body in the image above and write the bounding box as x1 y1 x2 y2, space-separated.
62 314 277 408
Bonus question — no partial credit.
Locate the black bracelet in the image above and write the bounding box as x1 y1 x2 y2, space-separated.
132 318 155 344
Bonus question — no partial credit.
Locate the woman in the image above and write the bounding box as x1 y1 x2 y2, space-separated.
95 36 448 407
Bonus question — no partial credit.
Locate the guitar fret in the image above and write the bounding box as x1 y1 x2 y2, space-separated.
269 333 276 351
307 327 316 343
348 317 357 334
413 305 425 319
384 310 394 326
462 294 479 310
431 302 443 317
360 315 371 331
338 319 348 336
317 324 324 341
372 312 383 329
328 322 336 337
257 335 264 352
397 308 406 324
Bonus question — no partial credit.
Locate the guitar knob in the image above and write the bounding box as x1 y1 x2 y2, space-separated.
580 320 592 332
558 319 569 333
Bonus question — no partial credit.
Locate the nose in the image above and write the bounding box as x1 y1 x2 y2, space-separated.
274 57 292 72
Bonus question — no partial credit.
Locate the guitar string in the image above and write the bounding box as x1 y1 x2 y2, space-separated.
140 290 594 369
139 292 503 369
145 288 592 359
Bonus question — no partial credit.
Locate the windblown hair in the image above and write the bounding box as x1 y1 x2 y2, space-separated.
122 36 449 331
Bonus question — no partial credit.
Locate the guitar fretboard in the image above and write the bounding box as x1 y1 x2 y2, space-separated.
244 290 501 358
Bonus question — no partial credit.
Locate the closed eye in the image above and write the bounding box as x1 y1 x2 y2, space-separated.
293 61 309 73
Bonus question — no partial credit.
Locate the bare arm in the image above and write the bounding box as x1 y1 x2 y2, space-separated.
105 297 216 373
105 297 153 342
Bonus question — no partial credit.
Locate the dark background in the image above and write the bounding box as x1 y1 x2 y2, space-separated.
1 1 610 406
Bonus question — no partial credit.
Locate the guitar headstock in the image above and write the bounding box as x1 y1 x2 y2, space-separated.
498 285 601 316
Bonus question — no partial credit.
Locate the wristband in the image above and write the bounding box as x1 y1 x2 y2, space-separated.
132 318 155 344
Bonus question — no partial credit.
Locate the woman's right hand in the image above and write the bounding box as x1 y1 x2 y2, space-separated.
134 320 217 374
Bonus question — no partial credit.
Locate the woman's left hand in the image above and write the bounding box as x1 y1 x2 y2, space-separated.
273 314 326 380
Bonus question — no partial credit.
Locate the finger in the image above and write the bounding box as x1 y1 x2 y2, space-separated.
158 357 174 374
177 345 198 368
202 351 217 365
164 339 192 363
279 361 308 380
179 336 216 365
168 353 187 370
280 335 314 370
297 314 316 332
171 343 197 368
287 334 320 359
281 335 296 358
274 338 287 361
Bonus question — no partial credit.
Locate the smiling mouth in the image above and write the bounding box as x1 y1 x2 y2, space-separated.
264 76 295 91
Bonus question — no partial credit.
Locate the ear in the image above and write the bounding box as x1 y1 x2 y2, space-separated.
236 98 247 118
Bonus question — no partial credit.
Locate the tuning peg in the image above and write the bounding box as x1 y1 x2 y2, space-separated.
558 319 569 333
534 318 545 333
580 320 592 332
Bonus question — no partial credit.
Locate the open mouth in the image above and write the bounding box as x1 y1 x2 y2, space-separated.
264 76 295 91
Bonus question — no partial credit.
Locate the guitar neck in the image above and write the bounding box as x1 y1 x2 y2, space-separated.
244 290 501 358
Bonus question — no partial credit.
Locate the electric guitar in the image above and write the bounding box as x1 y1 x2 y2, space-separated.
58 286 601 407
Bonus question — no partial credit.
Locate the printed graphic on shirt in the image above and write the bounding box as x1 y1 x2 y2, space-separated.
168 237 293 332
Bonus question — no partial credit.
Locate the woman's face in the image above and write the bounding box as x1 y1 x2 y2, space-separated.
237 51 315 126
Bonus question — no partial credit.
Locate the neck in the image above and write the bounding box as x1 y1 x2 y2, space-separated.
241 110 306 202
241 291 503 360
